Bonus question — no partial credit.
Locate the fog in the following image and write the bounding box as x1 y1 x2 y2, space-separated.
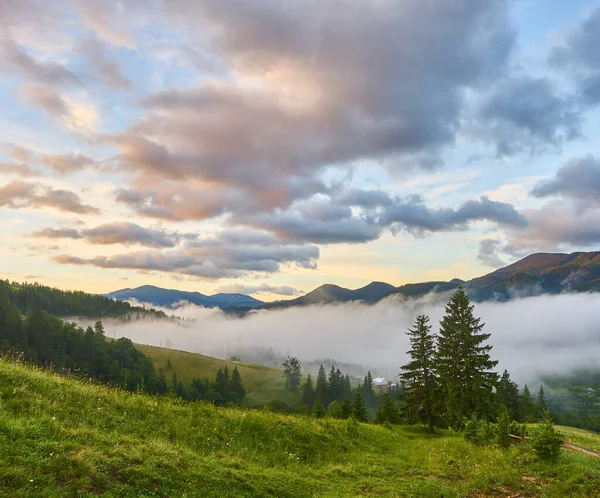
93 292 600 385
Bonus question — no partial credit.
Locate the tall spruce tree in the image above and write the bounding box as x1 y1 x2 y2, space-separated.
315 364 328 408
399 314 439 432
535 385 548 418
436 288 498 429
353 386 369 422
362 371 376 409
230 366 246 403
302 374 316 410
521 385 536 422
496 369 522 421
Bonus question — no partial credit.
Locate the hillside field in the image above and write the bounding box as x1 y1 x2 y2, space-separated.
2 358 600 497
135 344 282 392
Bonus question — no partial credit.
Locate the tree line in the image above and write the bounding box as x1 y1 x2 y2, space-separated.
0 293 247 406
0 279 165 319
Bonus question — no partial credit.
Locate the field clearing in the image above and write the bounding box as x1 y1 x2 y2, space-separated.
2 358 600 497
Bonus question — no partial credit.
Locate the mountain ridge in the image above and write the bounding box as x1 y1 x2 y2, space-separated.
106 250 600 311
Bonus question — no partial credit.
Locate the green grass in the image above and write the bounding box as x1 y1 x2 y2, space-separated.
2 358 600 497
242 376 303 409
555 426 600 453
135 344 282 391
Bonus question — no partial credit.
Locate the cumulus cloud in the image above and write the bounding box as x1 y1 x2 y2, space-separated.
0 180 99 214
39 153 98 175
216 283 301 297
471 76 581 156
31 227 83 239
531 155 600 204
550 6 600 105
52 228 319 279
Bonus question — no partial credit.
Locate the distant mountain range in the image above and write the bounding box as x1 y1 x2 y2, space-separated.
105 285 264 309
107 251 600 310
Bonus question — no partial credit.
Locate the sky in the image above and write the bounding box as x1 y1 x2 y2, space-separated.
2 0 600 300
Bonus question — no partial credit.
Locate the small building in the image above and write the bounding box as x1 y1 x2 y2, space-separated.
586 387 595 394
373 377 388 390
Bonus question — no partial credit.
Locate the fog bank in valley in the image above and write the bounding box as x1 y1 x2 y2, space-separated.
97 292 600 385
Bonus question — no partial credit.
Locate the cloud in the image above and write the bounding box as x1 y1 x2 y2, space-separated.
0 40 81 87
0 180 99 214
477 239 507 268
550 6 600 105
52 228 319 279
31 222 180 248
470 76 581 156
77 36 132 90
19 84 98 133
0 162 35 177
31 227 82 239
96 293 600 384
531 155 600 204
39 153 98 174
215 283 301 297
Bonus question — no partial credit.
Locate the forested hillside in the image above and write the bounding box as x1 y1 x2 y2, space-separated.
0 280 165 319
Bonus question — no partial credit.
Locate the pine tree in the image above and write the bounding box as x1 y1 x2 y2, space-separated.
340 395 353 419
282 356 302 392
535 385 548 418
362 371 376 409
302 374 316 409
230 366 246 403
496 369 521 421
399 314 439 432
316 364 328 408
375 392 401 425
353 386 369 422
521 385 536 422
436 288 498 429
312 400 325 418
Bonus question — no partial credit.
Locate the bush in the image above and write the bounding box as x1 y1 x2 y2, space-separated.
495 409 511 448
531 411 562 462
465 418 494 446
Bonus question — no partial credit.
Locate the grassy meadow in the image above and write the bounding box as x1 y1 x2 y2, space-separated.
1 357 600 497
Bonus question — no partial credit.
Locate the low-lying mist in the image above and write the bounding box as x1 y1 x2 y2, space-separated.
89 292 600 385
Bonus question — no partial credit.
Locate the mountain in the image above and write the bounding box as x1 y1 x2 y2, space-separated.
229 250 600 313
106 285 264 309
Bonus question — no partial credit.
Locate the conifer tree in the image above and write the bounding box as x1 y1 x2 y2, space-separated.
521 385 536 422
340 395 353 419
375 392 401 425
282 356 302 391
312 400 325 418
535 385 548 418
362 371 376 409
353 386 369 422
496 369 521 421
436 288 498 429
400 314 439 432
302 374 316 410
316 364 328 408
230 366 246 403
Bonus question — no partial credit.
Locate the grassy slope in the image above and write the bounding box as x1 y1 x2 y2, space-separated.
135 344 281 392
2 359 600 497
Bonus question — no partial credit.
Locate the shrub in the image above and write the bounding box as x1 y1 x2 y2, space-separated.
531 411 562 462
465 418 494 446
495 409 512 448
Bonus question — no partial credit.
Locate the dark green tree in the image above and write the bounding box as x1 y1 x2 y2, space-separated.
312 400 325 418
340 395 353 419
400 314 439 432
535 385 548 418
521 385 536 422
230 366 246 403
316 364 328 407
302 374 316 409
496 369 521 421
375 392 401 425
282 356 302 392
436 288 498 429
353 386 369 422
362 371 376 409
